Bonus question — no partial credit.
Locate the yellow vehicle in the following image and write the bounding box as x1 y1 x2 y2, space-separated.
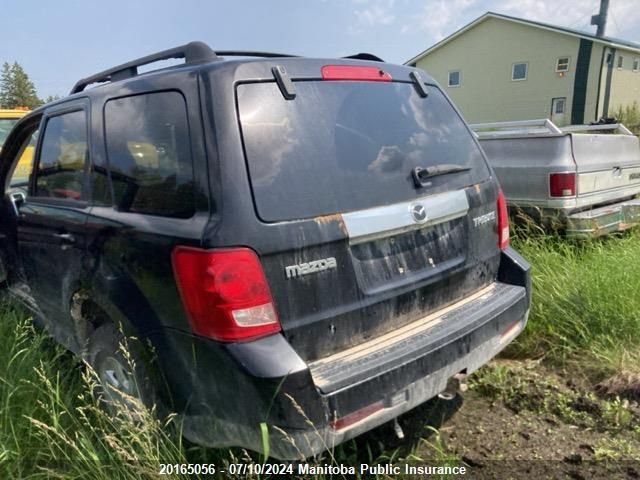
0 108 33 184
0 108 29 147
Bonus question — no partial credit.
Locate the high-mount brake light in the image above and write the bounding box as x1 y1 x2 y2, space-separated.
172 246 281 342
549 172 576 197
497 189 510 250
321 65 392 82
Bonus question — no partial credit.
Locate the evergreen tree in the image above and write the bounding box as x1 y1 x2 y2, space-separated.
0 61 42 108
0 62 11 108
43 94 61 104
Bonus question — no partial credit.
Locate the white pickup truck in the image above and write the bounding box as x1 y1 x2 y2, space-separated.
471 119 640 237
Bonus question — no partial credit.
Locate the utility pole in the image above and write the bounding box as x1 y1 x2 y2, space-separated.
590 0 609 37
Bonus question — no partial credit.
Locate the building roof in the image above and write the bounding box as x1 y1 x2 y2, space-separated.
405 11 640 65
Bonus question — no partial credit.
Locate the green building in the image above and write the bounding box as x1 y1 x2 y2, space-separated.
406 12 640 125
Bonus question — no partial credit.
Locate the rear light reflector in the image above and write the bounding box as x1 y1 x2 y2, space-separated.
500 320 523 345
231 303 277 327
330 401 385 430
321 65 392 82
171 246 281 342
497 189 510 250
549 172 576 197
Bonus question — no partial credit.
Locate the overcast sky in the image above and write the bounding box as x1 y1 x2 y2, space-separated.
4 0 639 99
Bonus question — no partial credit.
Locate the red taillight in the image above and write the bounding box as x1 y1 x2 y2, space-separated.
549 172 576 197
171 246 281 342
321 65 392 82
497 189 509 250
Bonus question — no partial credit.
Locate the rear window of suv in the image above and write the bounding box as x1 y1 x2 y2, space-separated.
237 81 489 222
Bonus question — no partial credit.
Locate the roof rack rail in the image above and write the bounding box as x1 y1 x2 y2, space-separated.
70 41 218 94
343 53 385 62
214 50 298 58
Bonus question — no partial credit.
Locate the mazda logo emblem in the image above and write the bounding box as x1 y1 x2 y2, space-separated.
410 203 428 223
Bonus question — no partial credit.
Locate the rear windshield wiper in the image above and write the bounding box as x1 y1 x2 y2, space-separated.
412 164 470 187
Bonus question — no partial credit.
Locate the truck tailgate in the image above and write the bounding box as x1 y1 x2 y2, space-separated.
572 134 640 196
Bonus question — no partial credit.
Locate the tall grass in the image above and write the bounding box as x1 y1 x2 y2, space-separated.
506 226 640 375
0 305 198 479
613 101 640 134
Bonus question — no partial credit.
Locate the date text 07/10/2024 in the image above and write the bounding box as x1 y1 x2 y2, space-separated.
159 463 468 476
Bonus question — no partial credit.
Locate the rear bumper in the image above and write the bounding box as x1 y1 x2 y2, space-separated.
163 248 530 459
509 197 640 237
566 198 640 238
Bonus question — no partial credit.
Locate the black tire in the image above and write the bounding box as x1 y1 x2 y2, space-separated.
86 323 158 416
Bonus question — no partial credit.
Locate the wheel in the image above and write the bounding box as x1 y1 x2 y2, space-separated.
86 323 157 415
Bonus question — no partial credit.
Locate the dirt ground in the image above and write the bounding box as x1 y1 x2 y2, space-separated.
346 360 640 479
436 391 640 479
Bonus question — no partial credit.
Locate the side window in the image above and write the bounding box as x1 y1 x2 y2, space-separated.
34 110 87 201
104 92 195 218
8 128 39 190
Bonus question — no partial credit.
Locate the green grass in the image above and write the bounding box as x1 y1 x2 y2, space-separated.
506 226 640 376
2 226 640 477
0 305 198 478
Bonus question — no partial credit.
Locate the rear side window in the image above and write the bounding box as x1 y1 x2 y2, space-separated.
238 81 489 221
104 91 195 218
34 110 87 201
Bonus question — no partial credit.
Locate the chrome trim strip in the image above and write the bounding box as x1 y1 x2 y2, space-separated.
575 163 640 174
342 189 469 244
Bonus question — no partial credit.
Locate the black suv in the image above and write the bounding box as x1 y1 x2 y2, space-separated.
0 42 531 459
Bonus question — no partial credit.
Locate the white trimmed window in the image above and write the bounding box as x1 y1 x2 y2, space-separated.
633 58 639 72
618 56 624 69
556 57 570 72
512 62 528 81
448 70 460 87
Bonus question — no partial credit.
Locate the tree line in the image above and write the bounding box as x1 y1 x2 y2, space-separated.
0 62 59 109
